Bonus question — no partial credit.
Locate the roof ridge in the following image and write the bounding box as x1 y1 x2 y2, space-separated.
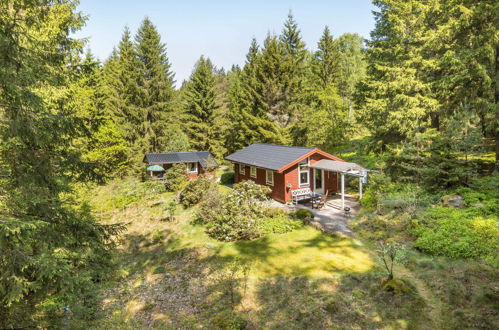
251 143 314 149
145 151 210 155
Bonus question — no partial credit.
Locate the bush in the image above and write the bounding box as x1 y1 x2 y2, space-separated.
179 176 214 208
196 188 224 223
164 163 187 191
205 181 271 241
412 207 498 264
259 215 303 235
290 208 314 220
211 310 248 330
220 172 234 185
163 199 177 221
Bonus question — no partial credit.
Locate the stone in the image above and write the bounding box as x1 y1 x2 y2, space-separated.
441 194 464 208
472 203 485 208
204 242 215 249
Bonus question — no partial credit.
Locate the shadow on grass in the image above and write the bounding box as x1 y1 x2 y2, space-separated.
252 271 431 329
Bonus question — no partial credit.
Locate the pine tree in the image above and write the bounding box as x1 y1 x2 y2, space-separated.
135 17 177 153
183 56 226 159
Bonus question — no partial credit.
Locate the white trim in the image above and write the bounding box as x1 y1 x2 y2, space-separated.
250 166 257 178
298 158 309 187
314 168 324 194
239 163 245 174
187 162 198 174
266 170 274 186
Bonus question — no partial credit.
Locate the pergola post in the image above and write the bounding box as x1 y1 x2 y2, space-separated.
341 173 345 209
359 177 363 199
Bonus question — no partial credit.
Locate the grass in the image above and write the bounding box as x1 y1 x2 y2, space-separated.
72 176 497 329
217 228 372 277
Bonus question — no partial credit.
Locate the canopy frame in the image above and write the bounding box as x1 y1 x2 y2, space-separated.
309 160 368 209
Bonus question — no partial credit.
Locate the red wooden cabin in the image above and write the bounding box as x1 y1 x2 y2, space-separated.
226 143 345 203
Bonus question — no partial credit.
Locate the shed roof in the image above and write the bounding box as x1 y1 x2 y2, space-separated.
225 143 317 171
144 151 218 169
309 159 367 175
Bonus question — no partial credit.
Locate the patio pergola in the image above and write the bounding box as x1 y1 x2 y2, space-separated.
309 160 368 209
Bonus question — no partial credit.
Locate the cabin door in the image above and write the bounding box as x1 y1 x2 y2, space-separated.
314 169 324 194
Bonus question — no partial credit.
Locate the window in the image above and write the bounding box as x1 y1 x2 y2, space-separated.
298 158 309 186
187 162 198 174
239 164 245 174
266 170 274 186
250 166 257 178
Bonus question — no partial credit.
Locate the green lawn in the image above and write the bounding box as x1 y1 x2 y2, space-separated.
78 177 495 329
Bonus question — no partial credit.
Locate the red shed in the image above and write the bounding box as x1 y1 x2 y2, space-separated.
226 143 345 203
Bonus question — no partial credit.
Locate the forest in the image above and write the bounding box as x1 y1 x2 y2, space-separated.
0 0 497 328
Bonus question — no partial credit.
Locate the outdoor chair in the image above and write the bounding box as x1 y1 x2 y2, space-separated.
312 190 328 209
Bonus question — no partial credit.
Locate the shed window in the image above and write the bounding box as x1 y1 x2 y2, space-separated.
266 170 274 186
250 166 257 178
298 158 309 186
187 162 198 174
239 164 245 174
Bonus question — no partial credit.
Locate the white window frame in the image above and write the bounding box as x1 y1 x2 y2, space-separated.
239 163 245 174
298 158 309 187
187 162 198 174
266 170 274 186
250 166 257 178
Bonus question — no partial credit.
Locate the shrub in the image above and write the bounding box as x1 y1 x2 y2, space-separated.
412 207 498 263
207 213 262 241
163 199 177 221
220 172 234 185
259 215 303 235
360 172 394 210
205 181 271 241
164 163 187 191
290 208 314 220
196 188 224 224
262 206 287 218
179 176 214 208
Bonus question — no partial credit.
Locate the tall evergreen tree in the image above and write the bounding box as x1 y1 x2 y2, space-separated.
280 12 308 127
115 26 142 147
135 17 177 153
0 1 121 325
229 38 286 146
313 26 338 89
183 56 226 159
356 0 439 146
427 0 498 171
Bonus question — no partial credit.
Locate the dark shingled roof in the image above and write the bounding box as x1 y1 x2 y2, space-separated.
144 151 218 169
225 143 314 171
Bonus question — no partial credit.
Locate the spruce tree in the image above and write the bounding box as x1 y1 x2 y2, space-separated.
0 2 121 325
135 17 177 153
356 0 438 146
229 38 285 146
183 56 226 159
115 26 141 147
313 26 338 89
279 12 308 127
